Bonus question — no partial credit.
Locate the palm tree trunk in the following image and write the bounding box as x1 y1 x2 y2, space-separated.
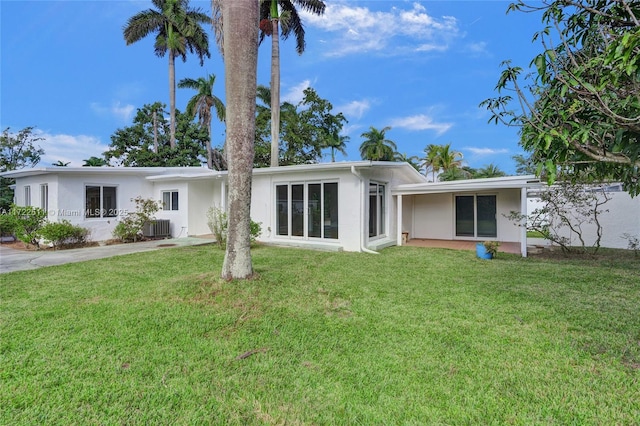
269 17 280 167
207 119 213 169
221 0 258 280
168 50 176 149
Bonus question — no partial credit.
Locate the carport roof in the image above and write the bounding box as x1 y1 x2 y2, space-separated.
392 175 542 196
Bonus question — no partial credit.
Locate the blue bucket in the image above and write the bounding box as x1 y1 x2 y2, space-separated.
476 242 493 259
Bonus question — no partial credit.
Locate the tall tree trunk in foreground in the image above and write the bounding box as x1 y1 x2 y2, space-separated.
168 50 177 148
221 0 258 280
269 3 280 168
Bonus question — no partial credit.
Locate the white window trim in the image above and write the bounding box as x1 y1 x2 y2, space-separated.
274 180 339 241
162 190 179 211
453 192 499 240
85 184 119 219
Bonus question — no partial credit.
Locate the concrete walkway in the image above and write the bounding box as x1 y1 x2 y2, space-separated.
0 237 215 274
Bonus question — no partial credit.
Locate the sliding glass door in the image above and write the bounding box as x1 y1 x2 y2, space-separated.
455 194 497 238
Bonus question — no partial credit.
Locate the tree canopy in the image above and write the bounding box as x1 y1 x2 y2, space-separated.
1 127 45 210
481 0 640 195
254 86 347 167
103 102 208 167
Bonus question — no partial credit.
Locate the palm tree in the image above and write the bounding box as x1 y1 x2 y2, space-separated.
178 74 226 170
52 160 70 167
422 144 442 181
437 143 464 172
83 156 108 167
325 132 349 162
359 126 397 161
258 0 326 167
394 152 421 172
220 0 258 280
123 0 210 149
475 163 506 179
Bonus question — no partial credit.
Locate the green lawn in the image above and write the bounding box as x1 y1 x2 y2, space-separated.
1 245 639 424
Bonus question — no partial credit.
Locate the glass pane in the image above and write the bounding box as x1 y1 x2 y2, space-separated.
171 191 179 210
455 196 474 237
86 186 101 218
477 195 497 238
308 184 321 238
378 185 385 235
323 183 338 239
276 185 288 236
103 187 117 217
291 184 304 237
41 185 48 211
369 183 378 237
163 192 171 211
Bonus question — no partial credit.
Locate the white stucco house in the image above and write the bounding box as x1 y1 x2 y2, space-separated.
1 161 542 256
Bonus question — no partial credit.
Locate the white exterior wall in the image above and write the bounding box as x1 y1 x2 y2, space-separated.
556 191 640 249
153 181 190 238
250 168 362 251
409 189 521 242
186 179 221 236
55 174 153 241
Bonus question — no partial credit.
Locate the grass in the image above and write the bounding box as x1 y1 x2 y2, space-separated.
1 244 639 424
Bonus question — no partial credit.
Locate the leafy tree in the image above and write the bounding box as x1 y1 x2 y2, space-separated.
512 153 536 175
474 163 507 178
103 102 208 167
83 156 108 167
359 126 397 161
0 127 44 210
123 0 210 148
221 0 259 280
178 74 226 169
481 1 640 196
254 86 347 167
258 0 326 167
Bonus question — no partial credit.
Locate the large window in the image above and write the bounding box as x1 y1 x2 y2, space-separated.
369 182 386 238
86 185 117 218
162 191 179 211
455 194 497 238
276 182 338 240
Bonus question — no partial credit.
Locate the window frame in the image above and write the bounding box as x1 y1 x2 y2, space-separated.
40 184 49 211
368 181 387 239
162 190 179 211
85 184 118 219
454 193 498 239
24 185 31 206
275 180 339 240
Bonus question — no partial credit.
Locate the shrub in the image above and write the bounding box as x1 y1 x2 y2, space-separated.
39 220 89 249
206 206 262 249
8 205 47 247
0 213 18 237
112 196 161 242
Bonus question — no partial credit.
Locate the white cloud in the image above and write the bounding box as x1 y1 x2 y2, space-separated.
282 79 311 104
91 101 135 123
465 147 509 156
337 99 371 119
34 130 109 167
389 114 452 135
301 2 460 57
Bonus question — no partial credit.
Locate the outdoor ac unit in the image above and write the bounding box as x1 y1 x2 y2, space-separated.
143 219 170 238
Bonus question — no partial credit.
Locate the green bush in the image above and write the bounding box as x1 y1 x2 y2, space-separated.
206 206 262 249
8 205 47 247
39 220 89 249
112 196 161 242
0 213 18 237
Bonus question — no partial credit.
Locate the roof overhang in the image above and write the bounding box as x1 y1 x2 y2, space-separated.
392 175 543 196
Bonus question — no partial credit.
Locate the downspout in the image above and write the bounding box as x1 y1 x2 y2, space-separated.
351 165 379 254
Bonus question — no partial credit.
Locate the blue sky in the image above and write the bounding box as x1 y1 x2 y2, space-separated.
1 1 544 174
